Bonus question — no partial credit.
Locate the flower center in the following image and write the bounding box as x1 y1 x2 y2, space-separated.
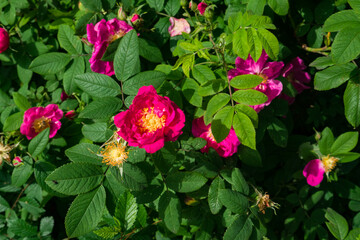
138 107 166 133
321 155 338 173
257 73 268 84
32 117 51 133
101 142 128 167
207 127 216 141
108 31 126 43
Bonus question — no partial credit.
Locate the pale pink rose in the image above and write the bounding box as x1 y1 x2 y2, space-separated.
192 117 240 157
168 17 191 37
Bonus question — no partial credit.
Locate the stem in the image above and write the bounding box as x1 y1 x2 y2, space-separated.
9 183 31 218
156 12 171 18
302 44 331 56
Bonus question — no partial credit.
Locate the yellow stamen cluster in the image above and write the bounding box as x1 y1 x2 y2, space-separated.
32 116 51 133
138 107 166 133
101 142 128 167
108 31 126 43
321 155 339 173
207 127 215 141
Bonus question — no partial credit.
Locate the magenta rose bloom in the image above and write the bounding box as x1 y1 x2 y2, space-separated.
168 17 191 37
228 50 284 112
87 19 133 76
0 28 9 53
303 155 338 186
114 85 185 153
197 2 208 15
20 104 63 140
192 117 240 157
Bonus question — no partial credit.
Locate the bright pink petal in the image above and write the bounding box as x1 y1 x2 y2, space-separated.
198 2 208 15
303 159 325 186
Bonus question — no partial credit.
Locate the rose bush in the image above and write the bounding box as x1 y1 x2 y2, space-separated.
0 0 360 239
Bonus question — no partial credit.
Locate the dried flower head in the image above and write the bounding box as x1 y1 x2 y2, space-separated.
255 189 280 215
0 137 18 165
100 140 128 167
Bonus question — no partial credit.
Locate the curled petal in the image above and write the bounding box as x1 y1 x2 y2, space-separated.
303 159 325 186
168 17 191 37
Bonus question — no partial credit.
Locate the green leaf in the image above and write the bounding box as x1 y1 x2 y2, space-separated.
165 0 181 16
182 78 202 107
65 143 102 165
267 117 288 147
309 56 334 70
94 226 120 239
319 127 335 155
58 25 82 54
247 28 263 62
139 38 163 63
232 89 268 105
223 216 253 240
257 28 279 60
230 74 263 89
349 0 360 11
65 185 106 238
344 79 360 127
3 111 23 132
28 128 49 157
325 208 349 240
0 195 10 212
75 73 121 98
332 27 360 64
334 152 360 163
192 65 216 85
146 0 164 11
40 216 54 237
45 163 104 195
238 145 262 167
331 131 358 154
79 97 123 119
12 92 31 111
182 54 195 78
198 78 228 96
122 71 166 95
11 157 33 187
29 53 71 75
314 63 356 90
82 122 112 142
268 0 289 16
323 10 360 32
246 0 266 15
122 162 148 191
34 161 65 196
204 93 231 125
303 191 324 211
101 38 121 62
231 168 249 195
63 57 85 94
234 104 258 127
8 219 37 237
211 106 234 143
208 176 225 214
166 171 208 193
114 30 140 82
115 191 138 230
80 0 102 12
232 112 256 150
219 189 248 214
233 28 250 60
159 191 181 233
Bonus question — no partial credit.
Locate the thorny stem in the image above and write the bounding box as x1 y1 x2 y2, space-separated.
9 183 31 218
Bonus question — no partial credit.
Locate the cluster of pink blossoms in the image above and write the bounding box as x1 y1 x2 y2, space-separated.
228 51 311 112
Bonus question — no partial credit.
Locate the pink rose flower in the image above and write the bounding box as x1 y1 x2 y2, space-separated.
87 19 133 76
20 104 63 140
114 85 185 153
131 14 140 23
228 50 284 112
197 2 208 15
279 57 311 103
168 17 191 37
192 117 240 158
65 110 76 120
12 156 23 167
303 155 338 186
0 28 9 53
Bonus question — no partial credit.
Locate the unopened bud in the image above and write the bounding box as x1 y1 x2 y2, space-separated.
131 14 140 23
204 7 214 19
189 1 197 11
12 156 23 167
118 7 127 21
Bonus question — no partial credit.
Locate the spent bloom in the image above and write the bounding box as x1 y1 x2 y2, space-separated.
0 138 18 165
12 156 23 167
228 50 284 112
20 104 63 140
197 2 208 15
192 117 240 158
303 155 339 186
168 17 191 37
87 19 133 76
100 140 128 167
114 85 185 153
0 28 9 53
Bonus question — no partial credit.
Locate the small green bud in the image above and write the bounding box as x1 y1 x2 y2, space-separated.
181 0 188 8
117 7 127 21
